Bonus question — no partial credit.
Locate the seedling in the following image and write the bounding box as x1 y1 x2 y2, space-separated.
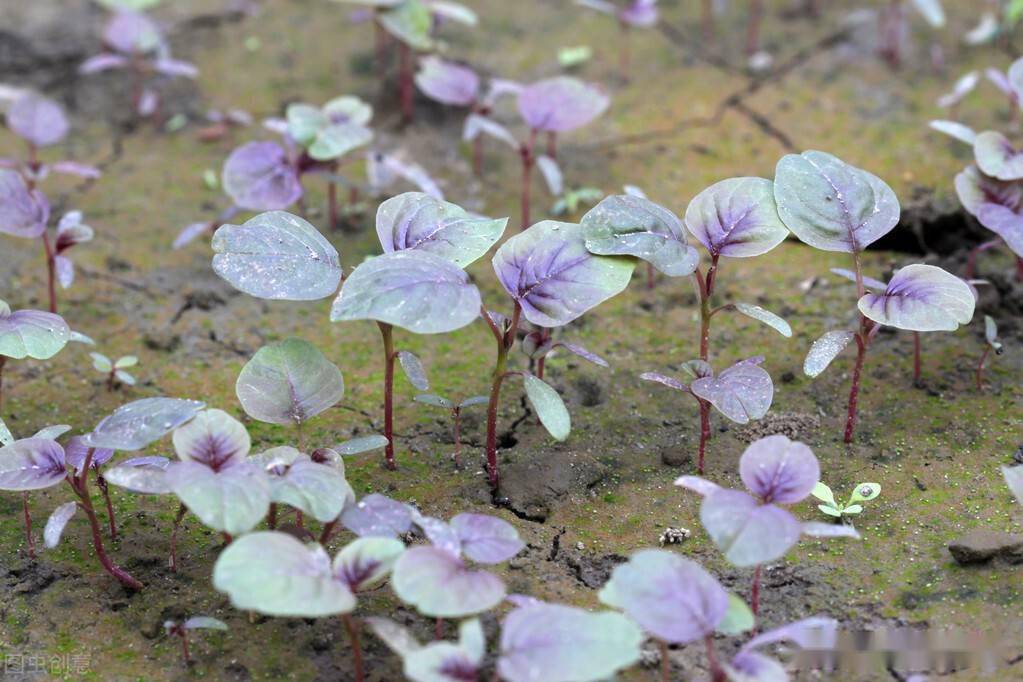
878 0 946 69
812 481 881 520
937 71 979 118
413 394 488 468
465 77 608 229
2 93 101 186
583 183 789 471
677 436 859 616
163 617 227 665
91 352 138 391
0 397 205 588
776 151 973 441
415 55 521 175
976 315 1004 390
214 531 406 682
575 0 658 79
379 0 435 123
79 7 198 118
955 165 1023 281
551 186 603 217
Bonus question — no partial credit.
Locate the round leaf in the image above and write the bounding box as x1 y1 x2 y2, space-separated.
739 435 819 504
392 546 505 617
0 171 49 239
493 221 635 327
450 513 524 564
517 77 609 133
376 192 507 268
166 460 270 534
332 537 405 592
700 489 802 567
974 131 1023 181
236 338 345 425
581 194 699 276
341 493 413 537
691 358 773 424
0 438 66 491
330 251 482 334
857 264 975 332
415 55 480 106
774 150 900 253
172 408 251 469
222 141 302 211
270 456 354 522
6 94 68 147
212 211 342 301
685 177 789 258
83 397 205 451
0 306 69 360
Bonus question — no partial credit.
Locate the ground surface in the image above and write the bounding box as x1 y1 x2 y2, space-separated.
0 0 1022 680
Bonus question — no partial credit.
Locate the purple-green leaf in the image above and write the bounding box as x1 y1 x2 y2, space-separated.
739 435 819 504
0 438 66 491
222 141 302 211
83 397 205 451
392 546 505 617
803 330 856 377
43 501 77 549
341 493 414 537
690 358 773 424
450 513 524 564
0 304 69 360
172 409 251 470
415 55 480 106
857 264 975 332
6 94 69 147
700 489 802 567
975 131 1023 181
517 77 609 133
236 338 345 425
685 177 788 258
0 171 49 239
166 460 270 534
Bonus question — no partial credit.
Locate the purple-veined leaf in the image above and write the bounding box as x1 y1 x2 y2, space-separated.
64 436 114 474
6 94 69 147
212 210 342 301
213 531 356 616
1003 466 1023 507
368 617 485 681
582 194 699 276
733 303 792 337
674 475 721 497
684 177 788 258
409 508 462 558
183 617 228 631
103 456 171 494
251 445 303 474
739 435 819 504
801 522 860 538
517 77 609 133
936 71 976 108
335 435 390 455
683 359 713 378
498 603 643 682
43 501 77 549
172 409 250 470
700 489 802 567
397 351 429 391
521 331 554 360
376 192 507 268
0 438 66 490
341 493 414 537
494 221 635 327
640 371 688 392
79 53 129 74
415 55 479 106
103 9 162 54
166 460 270 534
392 546 505 617
153 58 198 78
0 304 69 360
379 0 434 49
691 358 773 424
414 393 454 409
222 141 302 211
857 264 975 332
463 114 519 149
554 342 609 367
954 164 1023 218
83 397 205 451
268 455 354 523
975 131 1023 181
0 170 49 239
598 548 729 643
450 513 524 564
535 155 563 196
803 330 855 377
975 203 1023 258
774 151 900 253
522 374 570 441
333 537 405 592
331 251 482 334
929 120 976 145
829 267 887 291
236 338 345 425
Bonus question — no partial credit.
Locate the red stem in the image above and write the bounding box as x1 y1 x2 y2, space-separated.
41 233 57 313
452 407 462 469
546 131 557 161
702 0 715 39
328 176 339 231
71 449 143 589
746 0 763 56
697 400 710 475
320 519 337 545
399 43 414 124
472 135 484 177
379 322 397 470
342 615 365 682
751 564 762 617
23 492 35 559
97 474 118 539
268 502 278 530
976 347 991 391
646 262 655 290
180 631 191 664
435 617 443 640
704 635 726 682
844 331 868 444
170 503 186 572
520 130 537 230
658 640 670 682
484 303 521 490
912 332 921 385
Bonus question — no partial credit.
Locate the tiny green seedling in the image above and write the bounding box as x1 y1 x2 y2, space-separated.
552 187 604 217
414 394 488 470
812 481 881 519
91 352 138 391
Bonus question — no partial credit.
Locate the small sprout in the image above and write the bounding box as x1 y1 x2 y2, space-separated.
164 616 227 665
91 352 138 391
413 393 486 468
557 45 593 69
977 315 1004 390
812 481 881 519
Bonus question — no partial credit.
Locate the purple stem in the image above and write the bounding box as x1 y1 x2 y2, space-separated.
976 347 991 391
342 615 365 682
378 322 397 470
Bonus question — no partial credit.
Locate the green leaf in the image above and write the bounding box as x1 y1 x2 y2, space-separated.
379 0 434 49
236 338 345 425
734 303 792 338
817 503 842 517
716 593 755 635
522 374 570 441
810 481 836 506
166 461 270 534
91 352 112 372
0 418 13 447
841 504 863 515
848 482 881 504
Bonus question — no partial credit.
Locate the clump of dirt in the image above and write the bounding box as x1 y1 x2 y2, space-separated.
738 411 822 442
870 192 988 257
497 449 609 522
560 550 627 588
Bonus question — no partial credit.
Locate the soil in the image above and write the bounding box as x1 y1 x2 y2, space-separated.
1 1 1023 681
